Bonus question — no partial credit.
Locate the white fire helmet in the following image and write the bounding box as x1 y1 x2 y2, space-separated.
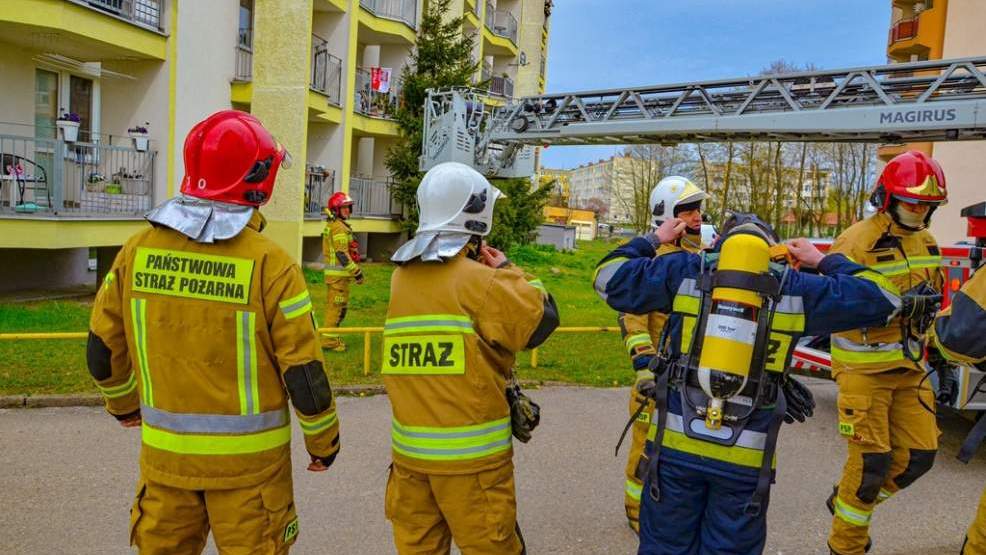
416 162 503 236
649 176 708 226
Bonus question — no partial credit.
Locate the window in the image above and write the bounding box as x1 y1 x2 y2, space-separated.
239 0 254 48
35 69 59 140
70 76 94 142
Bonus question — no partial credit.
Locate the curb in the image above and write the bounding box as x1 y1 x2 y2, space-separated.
0 381 571 409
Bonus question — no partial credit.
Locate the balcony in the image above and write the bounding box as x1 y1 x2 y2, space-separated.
350 176 400 219
484 2 517 44
354 68 400 119
0 133 156 218
488 75 513 98
889 17 919 44
310 34 343 106
305 165 335 219
77 0 163 32
234 29 253 82
359 0 416 30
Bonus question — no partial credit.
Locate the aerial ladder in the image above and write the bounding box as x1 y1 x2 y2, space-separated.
421 56 986 177
422 56 986 414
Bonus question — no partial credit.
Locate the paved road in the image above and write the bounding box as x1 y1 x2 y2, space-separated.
1 382 981 554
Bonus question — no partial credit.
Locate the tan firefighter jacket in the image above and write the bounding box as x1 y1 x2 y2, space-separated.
88 211 340 490
830 211 944 375
928 268 986 366
382 250 558 475
323 215 360 282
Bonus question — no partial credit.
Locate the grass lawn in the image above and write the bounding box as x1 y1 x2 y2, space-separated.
0 239 634 395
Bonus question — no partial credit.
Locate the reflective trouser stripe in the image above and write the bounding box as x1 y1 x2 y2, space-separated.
97 372 137 399
131 298 153 407
834 497 872 527
391 417 512 461
236 311 259 415
528 278 546 293
141 405 289 433
142 422 291 455
655 412 772 469
299 411 338 436
324 266 351 277
625 333 651 353
625 479 642 501
279 290 313 320
383 314 474 336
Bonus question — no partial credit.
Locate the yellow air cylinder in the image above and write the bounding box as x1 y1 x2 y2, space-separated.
696 232 771 429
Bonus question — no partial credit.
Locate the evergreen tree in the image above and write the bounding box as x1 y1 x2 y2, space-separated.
386 0 477 232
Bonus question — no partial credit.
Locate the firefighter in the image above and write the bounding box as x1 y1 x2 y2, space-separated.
321 191 364 352
826 151 948 555
383 161 559 554
594 212 902 555
926 268 986 554
620 176 707 532
87 110 340 554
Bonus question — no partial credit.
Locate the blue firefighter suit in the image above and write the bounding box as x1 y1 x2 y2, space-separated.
594 236 900 555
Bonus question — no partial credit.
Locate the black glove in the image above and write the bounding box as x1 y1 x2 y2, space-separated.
506 381 540 443
781 376 815 424
634 369 657 400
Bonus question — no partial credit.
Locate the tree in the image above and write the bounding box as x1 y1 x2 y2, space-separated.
488 178 554 252
386 0 478 232
613 145 689 233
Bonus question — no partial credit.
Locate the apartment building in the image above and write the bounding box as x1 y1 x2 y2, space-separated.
0 0 551 292
883 0 986 242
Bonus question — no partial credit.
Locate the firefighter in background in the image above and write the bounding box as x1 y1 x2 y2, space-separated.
619 176 707 532
383 161 559 554
321 191 364 352
926 267 986 555
826 151 947 555
594 212 901 555
87 110 340 553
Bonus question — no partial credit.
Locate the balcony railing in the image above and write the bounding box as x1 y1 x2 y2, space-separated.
82 0 163 31
355 68 400 119
350 176 400 218
311 35 343 106
889 16 919 44
484 2 518 44
0 134 156 217
305 165 336 219
359 0 417 30
488 75 514 98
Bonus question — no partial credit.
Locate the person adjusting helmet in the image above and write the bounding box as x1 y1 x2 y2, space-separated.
619 176 709 533
826 151 947 555
383 162 558 554
321 191 363 352
649 176 708 251
925 267 986 554
87 110 338 553
593 208 901 555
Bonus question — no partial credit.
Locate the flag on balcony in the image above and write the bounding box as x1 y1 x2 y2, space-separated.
370 67 392 93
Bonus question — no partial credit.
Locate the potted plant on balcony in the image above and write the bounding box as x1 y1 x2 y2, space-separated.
128 123 150 152
85 172 107 193
57 111 81 143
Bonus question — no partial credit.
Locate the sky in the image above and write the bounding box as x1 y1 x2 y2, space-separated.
540 0 891 169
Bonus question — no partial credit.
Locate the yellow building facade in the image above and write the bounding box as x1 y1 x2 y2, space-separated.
0 0 551 291
882 0 986 243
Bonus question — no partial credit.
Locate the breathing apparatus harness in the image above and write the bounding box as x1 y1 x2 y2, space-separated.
621 226 819 517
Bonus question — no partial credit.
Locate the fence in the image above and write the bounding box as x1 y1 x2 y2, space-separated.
349 176 400 218
311 34 343 105
0 327 621 376
305 165 335 218
484 2 518 44
0 134 155 216
84 0 163 31
359 0 417 29
354 68 400 118
488 75 514 98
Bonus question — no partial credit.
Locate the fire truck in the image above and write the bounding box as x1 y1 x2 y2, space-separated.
419 56 986 415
